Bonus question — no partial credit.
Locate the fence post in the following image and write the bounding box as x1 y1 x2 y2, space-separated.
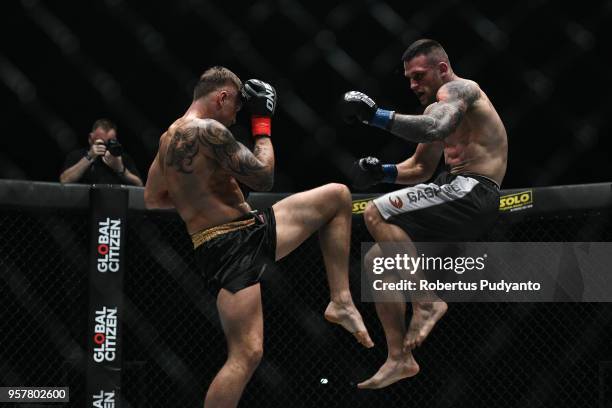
86 185 128 407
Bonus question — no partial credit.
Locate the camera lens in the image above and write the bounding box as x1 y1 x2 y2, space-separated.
106 139 123 157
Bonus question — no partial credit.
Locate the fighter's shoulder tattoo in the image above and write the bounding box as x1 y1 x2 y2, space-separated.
390 80 480 144
165 119 272 189
195 119 267 176
165 127 199 174
440 79 480 106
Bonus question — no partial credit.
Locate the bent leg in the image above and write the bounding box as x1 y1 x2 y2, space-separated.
204 284 264 408
358 236 419 389
364 202 446 352
272 183 373 347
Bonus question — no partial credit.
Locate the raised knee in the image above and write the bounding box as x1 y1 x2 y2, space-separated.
364 202 382 227
325 183 352 203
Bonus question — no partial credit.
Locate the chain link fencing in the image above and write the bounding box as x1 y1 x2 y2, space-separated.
1 190 612 407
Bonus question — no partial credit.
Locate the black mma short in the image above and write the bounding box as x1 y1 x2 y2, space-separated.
192 208 276 295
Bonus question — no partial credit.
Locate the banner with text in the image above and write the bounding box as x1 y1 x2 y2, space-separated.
361 242 612 302
86 186 127 407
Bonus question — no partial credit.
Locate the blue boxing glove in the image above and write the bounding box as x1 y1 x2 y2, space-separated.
341 91 395 130
351 156 398 189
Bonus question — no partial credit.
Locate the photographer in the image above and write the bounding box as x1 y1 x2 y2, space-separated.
59 119 143 186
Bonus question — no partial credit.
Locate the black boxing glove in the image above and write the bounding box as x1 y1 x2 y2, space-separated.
351 156 398 189
341 91 395 130
242 79 277 138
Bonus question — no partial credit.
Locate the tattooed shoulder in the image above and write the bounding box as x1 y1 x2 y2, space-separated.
164 126 200 174
439 79 481 106
195 120 266 175
196 119 237 148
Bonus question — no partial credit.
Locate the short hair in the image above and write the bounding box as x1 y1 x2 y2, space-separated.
401 39 450 65
193 66 242 100
91 118 117 132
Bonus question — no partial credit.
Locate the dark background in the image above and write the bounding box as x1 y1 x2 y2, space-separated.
1 0 611 190
2 2 612 407
3 199 612 407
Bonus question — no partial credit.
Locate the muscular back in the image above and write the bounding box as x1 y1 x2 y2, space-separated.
150 117 274 234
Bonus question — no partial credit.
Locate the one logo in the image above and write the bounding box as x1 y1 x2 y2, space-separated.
92 390 115 408
244 80 275 113
92 306 118 363
263 83 275 113
97 218 121 273
499 190 533 212
345 91 375 107
389 196 403 209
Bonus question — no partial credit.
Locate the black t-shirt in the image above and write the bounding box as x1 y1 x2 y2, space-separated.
62 149 142 184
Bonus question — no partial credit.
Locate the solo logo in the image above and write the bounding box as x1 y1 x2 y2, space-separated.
92 306 118 363
92 390 115 408
97 218 121 273
499 190 533 212
351 198 373 214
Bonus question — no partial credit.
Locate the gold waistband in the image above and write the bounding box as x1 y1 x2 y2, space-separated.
191 218 255 249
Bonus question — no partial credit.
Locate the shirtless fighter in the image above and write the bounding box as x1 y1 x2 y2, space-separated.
341 39 508 389
144 66 372 407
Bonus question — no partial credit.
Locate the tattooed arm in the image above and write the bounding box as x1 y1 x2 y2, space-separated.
192 118 274 191
390 79 481 143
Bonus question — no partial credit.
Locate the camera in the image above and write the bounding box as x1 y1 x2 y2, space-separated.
105 139 123 156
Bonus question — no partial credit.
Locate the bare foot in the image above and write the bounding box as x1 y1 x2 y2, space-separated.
324 301 374 348
357 354 420 389
404 301 447 351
